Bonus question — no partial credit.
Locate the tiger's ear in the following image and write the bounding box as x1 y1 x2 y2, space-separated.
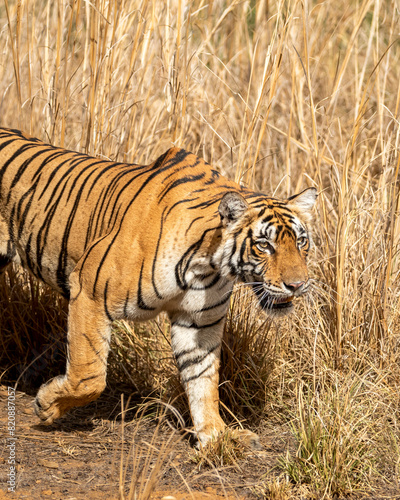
219 192 248 227
287 187 318 211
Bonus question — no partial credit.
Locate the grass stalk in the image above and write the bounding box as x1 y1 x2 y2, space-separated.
0 1 399 496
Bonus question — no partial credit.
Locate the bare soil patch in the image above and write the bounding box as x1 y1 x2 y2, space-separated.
0 386 285 499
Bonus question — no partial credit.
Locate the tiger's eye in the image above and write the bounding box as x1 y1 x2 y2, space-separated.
297 236 308 248
256 239 275 254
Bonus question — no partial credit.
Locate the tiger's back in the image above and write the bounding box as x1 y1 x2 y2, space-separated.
0 128 234 306
0 127 317 448
0 128 141 293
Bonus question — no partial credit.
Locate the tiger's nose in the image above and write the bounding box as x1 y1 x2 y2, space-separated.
284 281 305 293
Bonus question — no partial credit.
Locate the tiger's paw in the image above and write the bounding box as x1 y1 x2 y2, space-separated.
194 428 262 467
197 425 261 452
34 373 106 424
34 375 73 425
34 396 62 425
196 419 226 448
231 429 262 451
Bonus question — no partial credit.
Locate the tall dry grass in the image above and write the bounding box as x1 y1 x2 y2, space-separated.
0 0 399 496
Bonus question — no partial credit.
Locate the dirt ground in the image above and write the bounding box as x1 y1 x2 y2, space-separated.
1 386 400 500
0 385 287 499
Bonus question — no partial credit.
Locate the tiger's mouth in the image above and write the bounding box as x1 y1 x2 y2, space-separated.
252 285 295 312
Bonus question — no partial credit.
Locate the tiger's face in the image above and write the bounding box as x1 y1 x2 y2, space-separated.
216 188 317 316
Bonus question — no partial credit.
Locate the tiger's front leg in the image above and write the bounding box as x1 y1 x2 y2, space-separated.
34 278 111 424
170 312 226 445
170 310 261 449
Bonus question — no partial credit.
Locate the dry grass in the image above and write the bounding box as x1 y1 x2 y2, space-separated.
0 266 68 389
191 428 247 469
280 377 377 496
0 0 400 497
118 402 182 500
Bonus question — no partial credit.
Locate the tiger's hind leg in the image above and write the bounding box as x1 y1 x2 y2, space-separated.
34 271 112 424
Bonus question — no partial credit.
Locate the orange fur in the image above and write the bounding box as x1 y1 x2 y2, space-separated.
0 127 317 447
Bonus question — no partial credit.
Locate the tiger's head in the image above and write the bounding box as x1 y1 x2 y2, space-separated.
215 187 317 316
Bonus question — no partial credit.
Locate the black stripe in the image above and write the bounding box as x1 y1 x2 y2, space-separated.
184 216 203 236
157 172 206 203
25 233 44 282
239 238 249 265
187 190 232 211
171 315 225 330
0 143 39 192
90 181 121 238
0 129 41 142
7 147 58 202
174 226 219 290
65 159 106 202
43 157 85 211
17 181 39 240
123 291 130 317
0 138 19 151
186 272 222 291
164 197 200 220
85 166 162 270
56 163 101 292
85 161 137 199
82 333 110 357
31 150 67 181
84 165 146 238
37 153 81 202
262 215 274 223
36 195 64 278
181 362 215 384
75 374 101 388
258 207 266 217
8 204 16 244
104 281 114 321
177 343 220 372
90 150 192 294
228 228 243 275
137 261 156 310
151 210 166 300
0 255 11 270
164 148 191 168
158 157 199 187
102 150 179 218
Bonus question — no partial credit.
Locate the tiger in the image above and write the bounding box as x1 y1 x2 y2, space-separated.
0 127 317 448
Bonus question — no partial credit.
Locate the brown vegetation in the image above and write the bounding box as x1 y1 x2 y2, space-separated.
0 0 399 498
